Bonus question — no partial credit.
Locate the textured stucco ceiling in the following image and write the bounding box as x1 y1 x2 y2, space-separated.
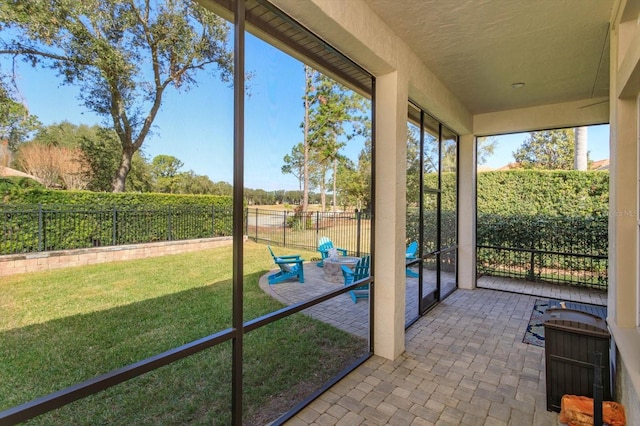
363 0 613 115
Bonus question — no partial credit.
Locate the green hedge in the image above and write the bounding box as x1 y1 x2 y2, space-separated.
411 170 608 245
2 188 233 209
474 170 609 257
476 213 608 261
1 189 233 254
423 169 609 215
475 170 609 287
0 176 45 194
406 209 456 253
477 170 609 216
413 170 609 287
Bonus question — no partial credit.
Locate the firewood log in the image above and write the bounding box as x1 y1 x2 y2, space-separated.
559 395 626 426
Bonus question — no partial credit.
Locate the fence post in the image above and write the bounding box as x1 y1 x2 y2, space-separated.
37 203 43 252
244 207 247 237
283 210 287 246
315 211 319 242
168 207 172 241
255 208 258 241
528 224 536 281
356 209 361 257
112 207 117 246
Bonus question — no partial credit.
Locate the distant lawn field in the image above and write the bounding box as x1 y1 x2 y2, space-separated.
0 241 366 425
247 204 327 212
246 207 372 258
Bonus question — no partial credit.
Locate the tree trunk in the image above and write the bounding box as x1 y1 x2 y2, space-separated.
302 66 312 212
574 126 588 170
303 105 309 211
111 148 134 192
332 158 338 212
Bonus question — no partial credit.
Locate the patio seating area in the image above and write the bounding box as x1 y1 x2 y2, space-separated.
260 260 608 425
260 258 372 338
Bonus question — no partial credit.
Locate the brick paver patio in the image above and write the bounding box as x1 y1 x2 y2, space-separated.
261 261 607 425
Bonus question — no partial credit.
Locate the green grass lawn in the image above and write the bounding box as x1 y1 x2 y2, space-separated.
0 241 366 425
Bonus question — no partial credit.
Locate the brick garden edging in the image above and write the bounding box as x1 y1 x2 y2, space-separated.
0 237 235 277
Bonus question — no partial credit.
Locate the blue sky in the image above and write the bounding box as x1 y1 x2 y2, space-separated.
2 30 609 190
2 30 371 192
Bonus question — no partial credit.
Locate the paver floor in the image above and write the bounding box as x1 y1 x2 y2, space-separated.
261 262 607 425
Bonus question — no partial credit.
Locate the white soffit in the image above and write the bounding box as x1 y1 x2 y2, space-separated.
363 0 614 115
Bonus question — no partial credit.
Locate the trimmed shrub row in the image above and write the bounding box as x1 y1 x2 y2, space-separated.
477 214 608 254
421 169 609 216
2 187 232 209
413 170 609 288
476 170 609 216
1 189 233 254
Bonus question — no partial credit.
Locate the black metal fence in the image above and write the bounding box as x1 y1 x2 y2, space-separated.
245 208 372 257
477 214 608 289
1 205 608 290
0 204 233 255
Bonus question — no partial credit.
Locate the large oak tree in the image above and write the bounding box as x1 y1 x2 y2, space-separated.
0 83 40 161
513 129 576 170
0 0 233 191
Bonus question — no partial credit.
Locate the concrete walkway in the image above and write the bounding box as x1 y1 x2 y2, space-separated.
260 261 608 425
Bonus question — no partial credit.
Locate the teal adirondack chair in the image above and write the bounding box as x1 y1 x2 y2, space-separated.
342 255 371 303
316 236 348 267
267 246 305 284
405 241 419 277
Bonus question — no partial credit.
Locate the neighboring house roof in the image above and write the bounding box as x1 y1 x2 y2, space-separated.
0 166 42 182
590 159 609 171
476 165 494 172
496 162 522 171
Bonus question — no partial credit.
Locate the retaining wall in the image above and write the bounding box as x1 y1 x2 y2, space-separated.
0 237 235 277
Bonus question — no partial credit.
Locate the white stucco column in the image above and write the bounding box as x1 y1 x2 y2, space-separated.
607 6 640 421
374 71 407 360
607 14 639 330
457 134 476 290
607 85 640 425
609 96 638 327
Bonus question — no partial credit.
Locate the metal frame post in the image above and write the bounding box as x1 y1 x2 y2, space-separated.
231 0 246 422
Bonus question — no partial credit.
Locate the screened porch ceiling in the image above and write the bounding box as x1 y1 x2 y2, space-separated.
363 0 614 115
